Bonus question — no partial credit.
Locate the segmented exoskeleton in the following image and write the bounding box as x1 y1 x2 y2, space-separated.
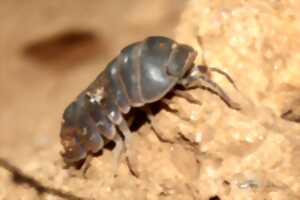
60 36 239 166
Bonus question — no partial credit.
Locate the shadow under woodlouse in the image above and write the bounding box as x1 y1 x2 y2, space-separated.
0 158 88 200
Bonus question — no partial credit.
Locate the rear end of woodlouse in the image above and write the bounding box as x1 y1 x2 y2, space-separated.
60 36 239 167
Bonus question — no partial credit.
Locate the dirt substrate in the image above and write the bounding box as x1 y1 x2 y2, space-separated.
0 0 300 200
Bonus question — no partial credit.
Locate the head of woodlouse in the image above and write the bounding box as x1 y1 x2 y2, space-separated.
60 101 88 163
144 37 198 79
165 43 197 79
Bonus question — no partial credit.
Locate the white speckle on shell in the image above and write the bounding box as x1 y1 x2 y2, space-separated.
87 88 104 104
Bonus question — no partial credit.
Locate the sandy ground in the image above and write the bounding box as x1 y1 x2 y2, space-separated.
0 0 300 200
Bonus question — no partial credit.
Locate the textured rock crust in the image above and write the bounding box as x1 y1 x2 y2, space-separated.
0 0 299 200
174 0 300 199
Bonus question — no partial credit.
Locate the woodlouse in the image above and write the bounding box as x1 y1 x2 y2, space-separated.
60 36 239 167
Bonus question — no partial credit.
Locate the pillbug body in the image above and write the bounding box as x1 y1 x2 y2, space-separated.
60 36 239 165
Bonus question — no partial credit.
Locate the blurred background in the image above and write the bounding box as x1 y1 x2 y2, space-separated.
0 0 186 161
2 1 300 199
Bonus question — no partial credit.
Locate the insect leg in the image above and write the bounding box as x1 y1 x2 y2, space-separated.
194 35 240 108
111 133 125 175
114 119 135 176
81 154 93 178
141 105 181 142
208 67 239 90
117 117 132 150
180 68 241 110
172 89 202 105
159 99 192 121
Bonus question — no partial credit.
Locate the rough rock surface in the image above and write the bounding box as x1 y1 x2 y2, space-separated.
0 0 300 200
174 0 300 199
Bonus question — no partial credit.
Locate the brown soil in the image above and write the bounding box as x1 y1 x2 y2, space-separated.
0 0 299 200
